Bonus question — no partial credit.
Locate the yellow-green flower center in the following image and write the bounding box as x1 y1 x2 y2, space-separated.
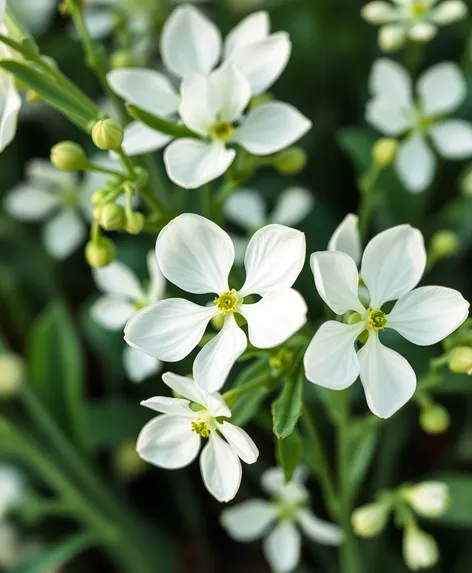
215 289 238 313
191 420 211 438
135 298 148 311
411 1 429 17
417 115 434 131
211 121 233 141
367 308 387 331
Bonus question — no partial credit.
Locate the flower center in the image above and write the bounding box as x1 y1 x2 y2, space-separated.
367 308 387 331
211 121 233 142
214 289 238 313
411 1 429 17
135 298 148 311
191 420 211 438
417 115 433 132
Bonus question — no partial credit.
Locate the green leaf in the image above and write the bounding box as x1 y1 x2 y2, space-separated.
230 388 267 427
272 368 304 439
126 103 199 139
347 418 379 497
27 300 86 449
276 429 303 482
338 127 374 174
433 371 472 394
432 474 472 527
11 532 97 573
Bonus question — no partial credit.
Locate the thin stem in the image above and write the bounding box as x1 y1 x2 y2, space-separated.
140 186 168 219
86 161 125 178
201 184 212 219
223 374 272 407
358 162 382 242
115 147 135 178
215 178 238 206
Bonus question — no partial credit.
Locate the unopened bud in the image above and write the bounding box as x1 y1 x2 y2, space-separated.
85 237 116 268
352 503 390 538
110 50 136 69
347 312 363 325
273 147 307 175
92 119 124 151
430 230 460 260
0 354 24 398
403 482 450 518
50 141 88 171
373 138 398 166
100 203 125 231
115 439 147 479
420 404 450 435
91 190 108 205
379 25 405 52
448 346 472 374
403 524 439 571
126 212 145 234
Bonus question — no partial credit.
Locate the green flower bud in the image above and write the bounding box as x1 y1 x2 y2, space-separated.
114 439 147 479
403 524 439 572
92 206 103 222
85 237 116 268
110 50 136 69
372 138 398 167
50 141 88 171
92 119 124 151
126 212 145 235
0 354 24 399
99 203 125 231
91 190 108 205
448 346 472 374
352 503 390 537
420 404 450 435
273 147 307 175
347 312 363 325
430 230 460 260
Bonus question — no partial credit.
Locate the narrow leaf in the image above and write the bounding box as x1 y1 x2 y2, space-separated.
127 103 199 139
276 429 303 483
272 368 304 439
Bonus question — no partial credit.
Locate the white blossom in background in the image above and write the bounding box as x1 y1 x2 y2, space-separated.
366 59 472 193
13 0 57 36
403 523 439 570
137 371 258 502
221 467 342 573
4 160 88 259
304 224 469 418
224 186 314 262
403 482 450 517
361 0 467 51
0 466 23 519
91 252 164 383
0 24 22 153
125 213 307 394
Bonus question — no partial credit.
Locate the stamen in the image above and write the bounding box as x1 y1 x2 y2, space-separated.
191 420 211 438
211 121 233 141
411 1 428 17
367 308 387 331
214 289 238 312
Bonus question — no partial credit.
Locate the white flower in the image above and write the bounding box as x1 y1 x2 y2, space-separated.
137 371 258 502
0 465 23 519
3 160 88 259
0 0 5 24
125 213 307 394
366 59 472 193
403 482 450 517
0 25 22 153
304 224 469 418
91 252 165 383
13 0 57 36
351 502 390 537
361 1 467 51
328 213 362 266
403 524 439 570
221 467 342 573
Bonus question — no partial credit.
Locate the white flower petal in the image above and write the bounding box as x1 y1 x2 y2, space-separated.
146 251 166 303
224 188 267 230
217 421 259 463
261 466 307 496
239 288 307 348
387 286 469 345
42 210 86 259
83 8 115 39
193 314 247 393
270 187 314 227
4 184 58 221
358 333 416 419
310 251 365 315
179 72 217 136
210 63 251 123
263 521 301 573
91 295 136 330
220 499 277 542
395 133 435 193
378 24 407 52
106 69 179 117
240 224 306 297
124 346 161 383
369 59 412 107
164 139 236 189
366 98 411 135
408 22 437 41
304 321 364 390
26 159 77 188
233 102 311 155
418 62 466 116
0 78 21 152
200 432 242 502
205 392 232 418
224 11 270 58
0 0 5 23
430 120 472 159
124 298 216 361
140 395 193 416
230 32 292 95
328 213 362 266
430 1 468 24
137 415 200 469
156 213 234 294
121 121 172 156
361 224 426 308
297 509 343 545
161 4 221 78
93 260 144 300
161 372 207 404
361 2 401 23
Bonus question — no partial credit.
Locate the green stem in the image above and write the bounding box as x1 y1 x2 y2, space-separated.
115 147 135 178
201 184 212 219
86 161 125 178
223 374 272 407
140 186 168 219
358 162 382 241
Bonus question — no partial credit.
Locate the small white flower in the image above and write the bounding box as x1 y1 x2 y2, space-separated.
366 59 472 193
0 25 22 153
137 371 258 502
13 0 57 36
361 1 467 51
403 523 439 570
304 224 469 418
91 252 165 383
3 160 88 259
403 482 450 517
351 502 390 537
0 465 23 519
125 213 307 394
221 467 342 573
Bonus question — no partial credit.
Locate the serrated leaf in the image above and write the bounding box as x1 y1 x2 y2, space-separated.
276 429 303 483
272 369 304 439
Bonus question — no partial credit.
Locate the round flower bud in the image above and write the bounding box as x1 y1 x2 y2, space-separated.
420 404 450 435
403 482 450 518
92 206 103 222
372 138 398 166
91 119 124 151
402 525 439 571
126 212 145 235
91 190 108 205
50 141 88 171
351 503 389 538
114 439 147 479
448 346 472 375
85 237 116 268
110 50 136 69
379 25 405 52
99 203 125 231
274 147 307 175
0 354 24 399
429 230 460 260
